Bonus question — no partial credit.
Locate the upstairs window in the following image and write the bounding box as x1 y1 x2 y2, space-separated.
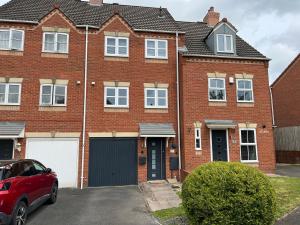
217 34 233 53
208 78 226 101
105 36 129 57
237 79 254 102
0 29 24 51
105 87 129 108
0 83 21 105
43 32 69 53
145 88 168 108
240 129 258 162
145 39 168 59
40 84 67 106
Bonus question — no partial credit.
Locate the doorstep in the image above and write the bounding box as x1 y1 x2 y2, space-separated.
139 180 182 212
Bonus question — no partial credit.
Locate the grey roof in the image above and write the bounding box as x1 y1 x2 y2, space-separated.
0 122 25 137
205 120 236 128
139 123 176 137
0 0 180 32
0 0 266 59
177 21 267 59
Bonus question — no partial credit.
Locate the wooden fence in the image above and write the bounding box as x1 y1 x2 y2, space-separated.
274 126 300 151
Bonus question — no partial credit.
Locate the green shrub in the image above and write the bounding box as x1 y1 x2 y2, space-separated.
182 162 276 225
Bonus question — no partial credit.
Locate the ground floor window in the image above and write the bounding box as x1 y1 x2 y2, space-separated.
240 128 258 162
195 128 201 150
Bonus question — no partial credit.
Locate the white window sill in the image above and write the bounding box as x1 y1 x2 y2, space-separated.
0 48 23 52
104 54 128 58
40 105 67 107
241 160 259 164
0 104 20 106
145 56 168 60
209 100 227 102
104 106 129 108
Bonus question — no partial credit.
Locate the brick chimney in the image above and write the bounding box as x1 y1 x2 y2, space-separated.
89 0 103 6
203 7 220 27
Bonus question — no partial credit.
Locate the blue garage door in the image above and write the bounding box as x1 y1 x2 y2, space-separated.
88 138 137 187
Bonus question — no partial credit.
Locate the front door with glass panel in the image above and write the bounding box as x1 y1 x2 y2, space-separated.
147 138 166 180
212 130 228 161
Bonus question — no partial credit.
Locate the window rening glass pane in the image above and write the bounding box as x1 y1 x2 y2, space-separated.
217 35 225 52
57 34 68 53
209 79 225 101
0 30 10 49
54 86 66 105
240 130 257 161
0 84 6 103
226 35 232 51
237 80 253 102
8 84 19 104
44 33 55 52
105 87 128 107
106 37 128 56
41 85 52 105
146 40 167 58
11 30 23 50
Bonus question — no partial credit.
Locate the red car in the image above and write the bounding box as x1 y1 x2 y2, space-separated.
0 159 58 225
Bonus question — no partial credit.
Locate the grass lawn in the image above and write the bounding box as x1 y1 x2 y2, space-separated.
152 177 300 222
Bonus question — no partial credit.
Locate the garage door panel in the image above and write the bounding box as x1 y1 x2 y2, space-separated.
26 138 79 188
89 138 137 187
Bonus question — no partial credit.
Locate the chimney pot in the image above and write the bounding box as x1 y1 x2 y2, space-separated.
203 6 220 27
89 0 103 6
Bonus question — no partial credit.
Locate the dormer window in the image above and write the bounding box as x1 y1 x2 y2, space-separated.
217 34 233 53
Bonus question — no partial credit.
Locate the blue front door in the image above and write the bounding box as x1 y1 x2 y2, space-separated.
147 138 166 180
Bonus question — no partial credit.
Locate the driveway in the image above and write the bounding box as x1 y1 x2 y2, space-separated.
27 186 159 225
276 164 300 178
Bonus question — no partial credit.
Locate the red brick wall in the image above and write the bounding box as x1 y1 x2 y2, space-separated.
82 16 179 186
0 12 85 187
179 57 276 173
272 56 300 127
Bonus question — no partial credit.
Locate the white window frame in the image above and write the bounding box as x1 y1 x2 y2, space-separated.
42 32 69 54
216 34 233 53
208 78 227 102
239 128 258 163
0 83 21 105
39 84 67 106
195 128 202 150
145 39 168 59
104 36 129 57
104 86 129 108
144 88 168 109
0 29 25 51
236 79 254 103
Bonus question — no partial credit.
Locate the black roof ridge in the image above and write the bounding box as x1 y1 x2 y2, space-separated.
102 2 168 10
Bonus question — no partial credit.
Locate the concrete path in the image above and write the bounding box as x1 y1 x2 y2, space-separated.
275 207 300 225
27 186 159 225
276 164 300 178
140 180 181 212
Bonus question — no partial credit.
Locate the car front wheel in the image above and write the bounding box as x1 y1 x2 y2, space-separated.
11 201 27 225
47 183 58 204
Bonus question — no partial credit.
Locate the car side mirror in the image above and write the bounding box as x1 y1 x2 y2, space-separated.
45 168 52 173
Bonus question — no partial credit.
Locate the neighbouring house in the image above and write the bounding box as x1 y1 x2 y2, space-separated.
0 0 275 188
271 54 300 164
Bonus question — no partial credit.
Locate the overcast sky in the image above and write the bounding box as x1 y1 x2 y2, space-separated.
1 0 299 83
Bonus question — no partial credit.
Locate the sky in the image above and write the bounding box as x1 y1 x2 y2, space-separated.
0 0 299 83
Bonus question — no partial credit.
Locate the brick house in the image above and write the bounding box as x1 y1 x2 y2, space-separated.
0 0 275 188
271 54 300 164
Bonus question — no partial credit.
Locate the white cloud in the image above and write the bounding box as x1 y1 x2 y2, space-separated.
0 0 298 83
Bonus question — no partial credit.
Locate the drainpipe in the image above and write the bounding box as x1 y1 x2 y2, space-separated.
269 87 276 127
80 26 89 189
176 32 182 175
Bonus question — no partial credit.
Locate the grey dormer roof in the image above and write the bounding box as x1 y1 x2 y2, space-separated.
177 21 267 59
139 123 176 137
0 0 180 33
0 122 25 137
205 120 237 129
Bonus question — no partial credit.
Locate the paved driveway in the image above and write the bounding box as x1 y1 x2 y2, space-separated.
276 164 300 178
27 186 159 225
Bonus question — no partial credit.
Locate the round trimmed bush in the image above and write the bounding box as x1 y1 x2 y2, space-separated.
182 162 276 225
